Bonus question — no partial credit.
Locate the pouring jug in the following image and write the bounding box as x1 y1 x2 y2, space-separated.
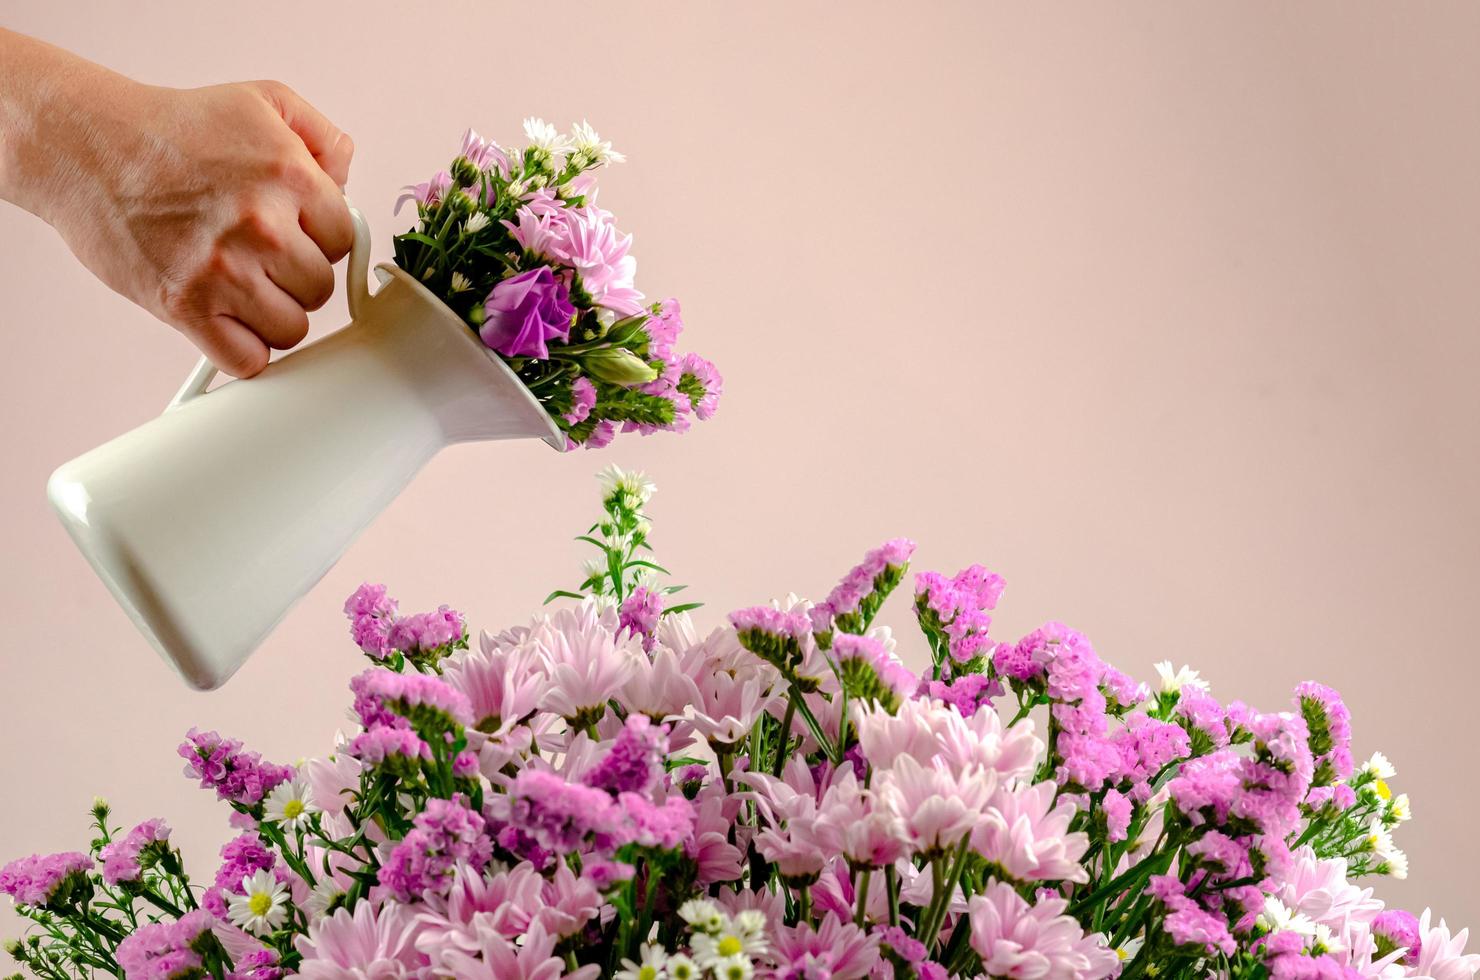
46 206 563 690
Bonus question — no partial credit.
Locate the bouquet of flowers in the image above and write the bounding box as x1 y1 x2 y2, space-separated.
392 123 721 450
5 468 1476 980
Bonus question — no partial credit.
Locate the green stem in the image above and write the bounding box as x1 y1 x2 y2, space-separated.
772 700 797 777
854 869 872 927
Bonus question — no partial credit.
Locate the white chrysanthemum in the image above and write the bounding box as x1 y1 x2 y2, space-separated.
570 120 626 165
615 943 669 980
678 898 724 934
1154 661 1204 693
710 955 754 980
1389 793 1412 823
691 910 770 969
1259 896 1317 936
523 117 572 155
665 954 699 980
463 212 491 234
303 877 346 920
596 464 657 505
1368 828 1409 879
1311 923 1346 955
226 869 290 936
1115 935 1144 963
1360 751 1397 780
263 778 320 832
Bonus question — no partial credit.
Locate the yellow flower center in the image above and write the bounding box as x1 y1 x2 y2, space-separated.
1117 948 1132 961
283 799 305 820
717 935 743 957
1374 779 1391 800
638 968 657 980
672 966 694 980
247 893 273 917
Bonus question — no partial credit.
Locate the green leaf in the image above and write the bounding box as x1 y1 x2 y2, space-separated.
625 559 670 575
544 589 586 605
663 602 704 615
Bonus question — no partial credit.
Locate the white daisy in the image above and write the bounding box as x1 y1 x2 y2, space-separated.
226 869 289 936
1389 793 1412 823
304 876 347 920
690 911 769 969
463 212 491 235
449 272 472 294
665 954 699 980
1116 935 1145 962
677 898 723 934
596 464 657 506
1258 896 1316 936
615 944 669 980
523 117 572 155
569 120 626 166
711 955 753 980
1153 661 1204 694
1360 751 1396 780
263 778 320 832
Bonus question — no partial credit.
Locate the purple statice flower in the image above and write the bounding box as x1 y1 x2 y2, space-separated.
379 794 492 901
919 672 1003 716
1100 665 1150 710
1176 686 1231 749
485 768 619 867
676 352 723 421
878 924 929 966
1185 831 1253 877
177 729 293 808
1110 715 1192 787
616 793 695 850
0 852 92 907
618 586 663 649
227 945 283 980
584 715 669 796
349 668 474 730
387 605 466 657
730 606 812 639
1101 788 1132 842
1056 730 1123 791
582 419 617 450
812 539 917 634
914 564 1005 664
115 909 215 980
479 266 577 359
344 582 398 660
833 633 917 710
1167 749 1244 828
1372 909 1422 964
99 818 172 886
1148 873 1237 957
1303 782 1358 816
643 298 684 362
730 605 814 678
452 750 480 778
1294 681 1354 784
563 376 597 426
992 638 1044 682
347 726 431 766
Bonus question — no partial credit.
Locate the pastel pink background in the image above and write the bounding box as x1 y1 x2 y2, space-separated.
3 1 1478 946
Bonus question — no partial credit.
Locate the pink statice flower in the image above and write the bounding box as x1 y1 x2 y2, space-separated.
643 298 684 361
1295 680 1354 784
677 352 723 421
811 539 916 634
832 633 917 710
583 714 668 795
0 852 93 908
563 376 597 425
178 729 293 808
967 881 1119 979
98 818 171 886
115 909 215 980
344 583 398 660
618 586 663 649
349 668 474 731
1372 908 1422 964
379 795 491 901
914 563 1005 664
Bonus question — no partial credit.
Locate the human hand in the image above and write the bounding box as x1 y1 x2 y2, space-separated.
0 35 354 377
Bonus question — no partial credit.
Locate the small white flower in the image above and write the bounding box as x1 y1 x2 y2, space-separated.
569 120 626 166
1383 848 1409 879
711 955 753 980
596 308 618 328
1360 751 1396 780
1389 793 1412 823
691 911 769 969
506 179 528 199
263 778 319 832
226 869 289 936
463 212 491 234
450 272 473 294
1311 923 1346 955
304 877 346 920
1258 896 1316 936
523 117 572 155
615 944 669 980
597 464 657 505
1116 935 1145 962
1153 661 1204 694
582 557 608 581
665 954 699 980
677 898 723 934
1369 829 1409 878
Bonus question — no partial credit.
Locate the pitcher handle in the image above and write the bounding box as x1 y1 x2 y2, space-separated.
167 200 374 411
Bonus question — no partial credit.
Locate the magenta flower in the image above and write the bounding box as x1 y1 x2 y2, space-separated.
0 852 92 907
478 266 576 359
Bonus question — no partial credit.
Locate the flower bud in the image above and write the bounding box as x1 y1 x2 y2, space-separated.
583 348 659 386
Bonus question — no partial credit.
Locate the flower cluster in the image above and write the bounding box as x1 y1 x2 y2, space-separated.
5 470 1476 980
394 123 722 450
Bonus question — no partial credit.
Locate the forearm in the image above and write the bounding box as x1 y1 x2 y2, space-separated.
0 28 132 220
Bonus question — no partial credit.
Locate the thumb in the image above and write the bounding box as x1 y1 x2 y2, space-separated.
251 79 354 187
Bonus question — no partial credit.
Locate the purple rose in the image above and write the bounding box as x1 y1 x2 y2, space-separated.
478 266 576 359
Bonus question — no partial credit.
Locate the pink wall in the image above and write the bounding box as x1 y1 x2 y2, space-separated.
3 1 1478 943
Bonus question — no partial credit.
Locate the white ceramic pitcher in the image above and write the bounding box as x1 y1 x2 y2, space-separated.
47 206 563 690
